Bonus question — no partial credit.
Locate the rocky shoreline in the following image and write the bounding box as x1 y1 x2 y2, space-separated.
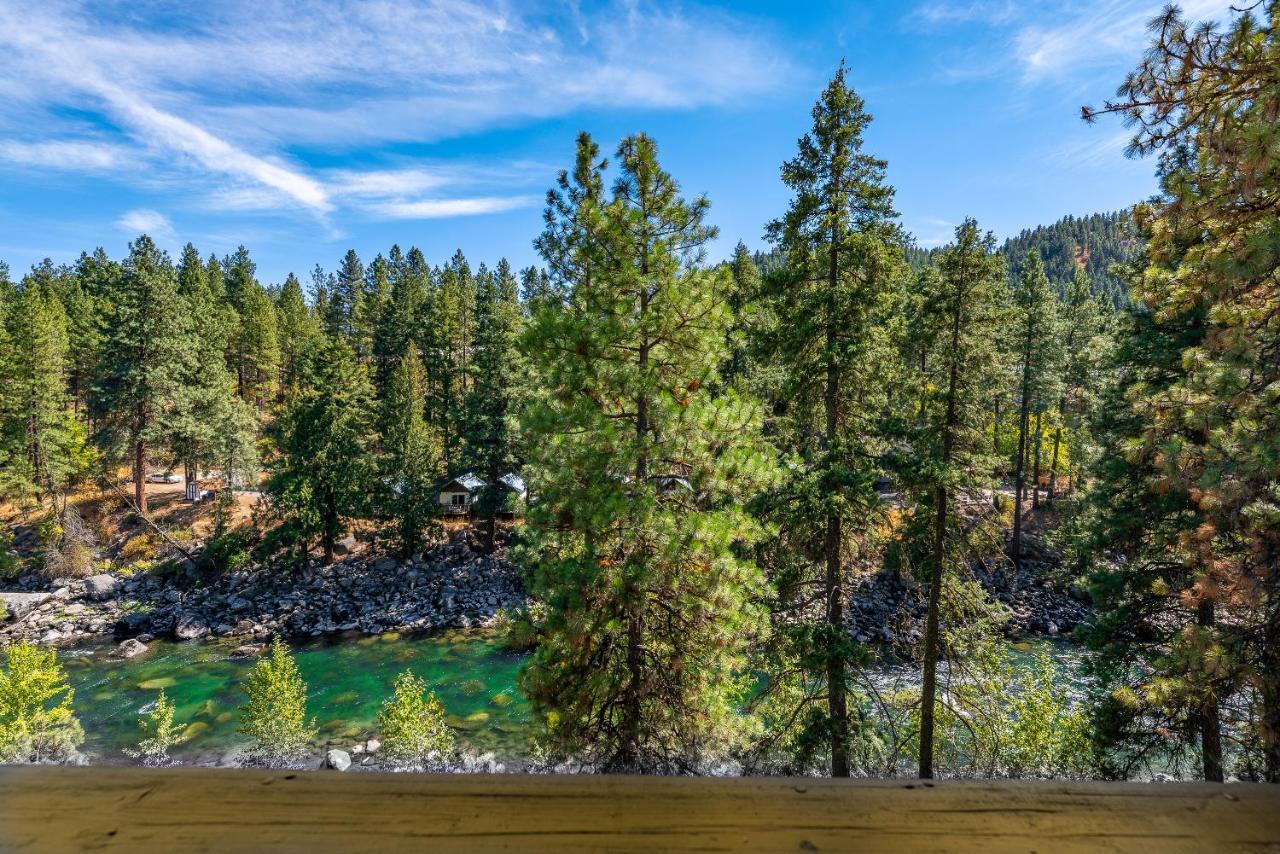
1 528 1091 651
1 538 526 647
846 560 1092 646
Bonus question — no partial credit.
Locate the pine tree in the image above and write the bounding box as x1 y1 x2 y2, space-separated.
266 335 376 564
1009 250 1059 568
464 258 524 552
1081 1 1278 780
0 278 90 505
90 236 189 516
167 252 258 500
722 241 758 388
237 637 314 765
379 342 444 558
353 252 390 364
221 249 279 409
275 273 318 397
520 132 776 772
758 64 906 777
1049 266 1106 497
62 257 106 416
912 219 1008 779
434 250 477 467
372 245 424 391
325 250 364 339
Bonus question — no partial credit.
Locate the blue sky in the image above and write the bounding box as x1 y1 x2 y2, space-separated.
0 0 1240 286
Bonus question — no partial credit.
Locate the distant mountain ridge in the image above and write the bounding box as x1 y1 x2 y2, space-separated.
1000 211 1139 307
903 210 1141 306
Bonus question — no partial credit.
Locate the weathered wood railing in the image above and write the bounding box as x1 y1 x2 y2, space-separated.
1 767 1277 852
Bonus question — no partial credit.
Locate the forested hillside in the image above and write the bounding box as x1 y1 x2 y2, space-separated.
1002 212 1139 306
906 211 1140 306
0 5 1276 786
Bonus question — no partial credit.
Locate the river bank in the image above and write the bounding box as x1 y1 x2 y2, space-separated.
0 538 525 646
2 526 1090 650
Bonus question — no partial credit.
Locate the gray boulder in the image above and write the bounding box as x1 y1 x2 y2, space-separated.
83 574 119 601
333 536 358 557
325 749 352 771
113 638 149 659
0 591 52 619
174 614 210 640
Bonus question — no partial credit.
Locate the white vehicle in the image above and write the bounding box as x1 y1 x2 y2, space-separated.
145 471 182 484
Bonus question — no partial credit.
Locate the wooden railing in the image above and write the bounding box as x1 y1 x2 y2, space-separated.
1 766 1277 852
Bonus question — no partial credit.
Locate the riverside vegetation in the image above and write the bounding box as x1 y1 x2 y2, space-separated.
0 5 1277 782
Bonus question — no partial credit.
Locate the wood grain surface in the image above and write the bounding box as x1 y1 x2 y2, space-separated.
1 766 1277 853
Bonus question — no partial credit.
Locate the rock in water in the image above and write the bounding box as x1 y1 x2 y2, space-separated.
228 644 264 659
112 638 149 659
325 749 352 771
174 614 210 640
83 574 119 601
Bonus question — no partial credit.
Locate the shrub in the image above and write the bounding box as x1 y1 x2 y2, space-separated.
120 535 158 564
1002 652 1091 778
39 508 96 580
376 670 455 769
0 641 84 763
124 689 183 766
0 528 21 581
238 637 314 765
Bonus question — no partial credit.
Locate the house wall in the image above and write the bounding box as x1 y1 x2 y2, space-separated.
439 490 472 513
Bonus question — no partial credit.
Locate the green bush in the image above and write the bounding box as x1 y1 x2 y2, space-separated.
238 637 314 765
0 641 84 763
376 670 455 769
123 689 183 766
0 528 21 581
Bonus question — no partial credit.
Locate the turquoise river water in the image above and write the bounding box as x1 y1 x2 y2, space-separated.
62 631 533 763
59 632 1084 765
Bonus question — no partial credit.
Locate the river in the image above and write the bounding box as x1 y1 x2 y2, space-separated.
60 632 1086 767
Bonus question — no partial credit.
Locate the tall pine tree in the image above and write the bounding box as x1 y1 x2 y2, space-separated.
520 132 776 772
759 64 905 777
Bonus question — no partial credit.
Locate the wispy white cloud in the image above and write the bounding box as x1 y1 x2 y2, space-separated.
911 216 958 248
369 195 539 219
0 0 791 223
1015 0 1233 82
0 139 129 171
116 208 177 245
913 0 1238 83
916 1 1019 25
1048 130 1132 169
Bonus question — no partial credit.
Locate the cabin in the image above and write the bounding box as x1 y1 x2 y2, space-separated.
438 472 527 516
438 473 485 516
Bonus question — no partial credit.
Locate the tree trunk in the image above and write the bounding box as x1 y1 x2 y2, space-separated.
133 438 147 516
992 395 1001 510
1031 410 1043 510
1011 342 1033 570
621 255 652 774
1197 600 1224 783
322 485 337 564
1049 393 1066 499
825 197 849 780
1264 594 1280 783
921 263 964 780
920 482 947 781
